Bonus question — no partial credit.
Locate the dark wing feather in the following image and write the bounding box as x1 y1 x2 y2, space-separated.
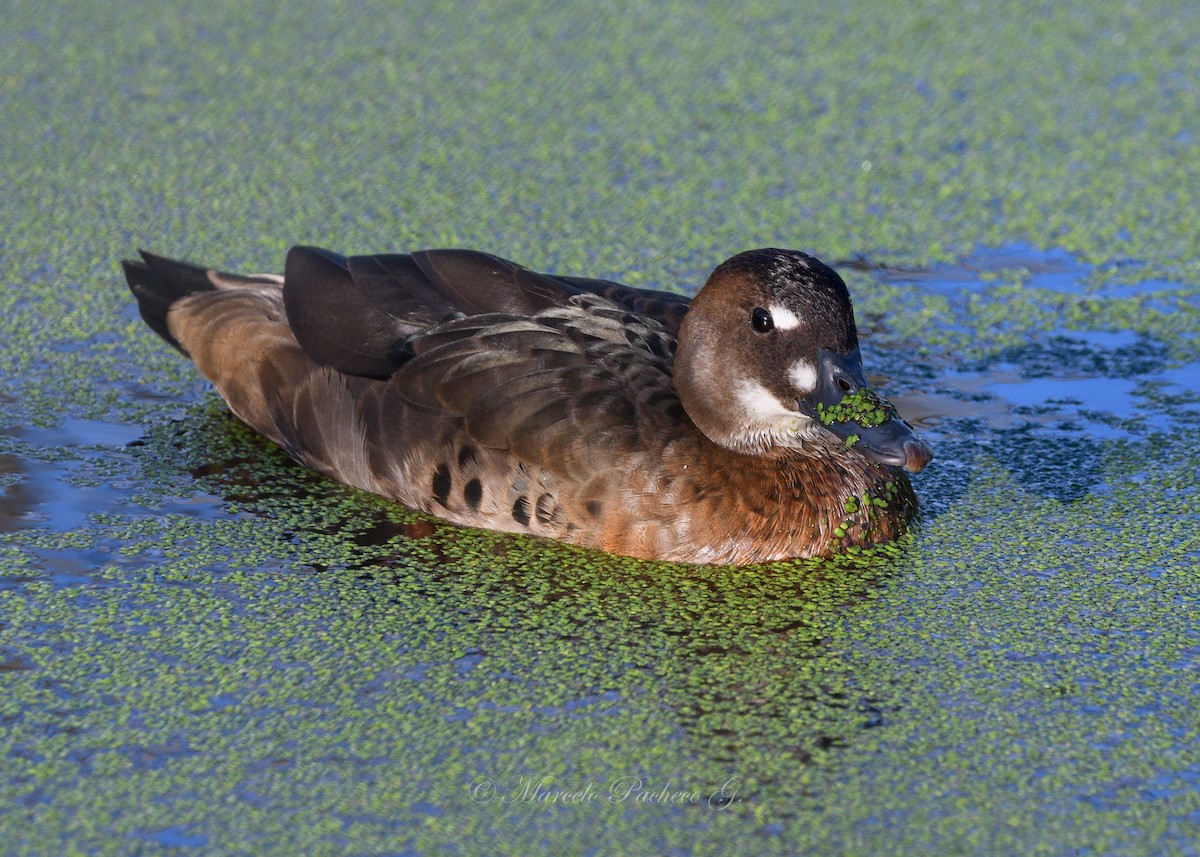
282 246 589 378
349 253 454 326
410 249 585 315
282 246 412 379
280 246 692 386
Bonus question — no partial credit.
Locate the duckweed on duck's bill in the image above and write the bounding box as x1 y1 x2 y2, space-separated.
123 245 932 564
817 387 893 428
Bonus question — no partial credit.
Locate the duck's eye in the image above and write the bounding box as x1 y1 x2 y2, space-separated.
750 307 774 333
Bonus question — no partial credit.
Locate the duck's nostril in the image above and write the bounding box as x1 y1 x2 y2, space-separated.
835 377 852 393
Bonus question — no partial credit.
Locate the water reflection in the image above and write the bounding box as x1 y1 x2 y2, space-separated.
0 417 182 536
0 453 37 533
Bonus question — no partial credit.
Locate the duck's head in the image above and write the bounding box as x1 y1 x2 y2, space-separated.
674 248 932 473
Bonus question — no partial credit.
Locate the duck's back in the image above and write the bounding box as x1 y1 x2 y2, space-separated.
276 246 691 379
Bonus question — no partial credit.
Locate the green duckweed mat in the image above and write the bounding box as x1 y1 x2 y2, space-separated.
2 1 1199 854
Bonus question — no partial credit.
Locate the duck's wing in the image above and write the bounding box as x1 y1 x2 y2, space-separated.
385 293 683 473
282 247 693 380
280 246 587 379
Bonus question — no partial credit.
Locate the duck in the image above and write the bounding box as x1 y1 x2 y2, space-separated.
122 245 932 565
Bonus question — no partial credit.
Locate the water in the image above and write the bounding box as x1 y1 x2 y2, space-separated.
874 248 1200 448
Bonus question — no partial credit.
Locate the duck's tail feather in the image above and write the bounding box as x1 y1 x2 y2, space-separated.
121 251 219 355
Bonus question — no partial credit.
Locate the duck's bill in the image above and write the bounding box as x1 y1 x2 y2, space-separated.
798 349 934 474
823 414 933 473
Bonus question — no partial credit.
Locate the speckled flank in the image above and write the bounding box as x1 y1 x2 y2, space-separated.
511 494 532 526
2 0 1200 854
431 463 452 508
463 477 483 510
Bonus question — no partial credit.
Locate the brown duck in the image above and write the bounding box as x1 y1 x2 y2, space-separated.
122 246 932 564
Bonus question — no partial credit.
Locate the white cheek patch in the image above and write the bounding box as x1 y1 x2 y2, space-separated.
788 359 818 394
735 380 798 419
768 303 803 331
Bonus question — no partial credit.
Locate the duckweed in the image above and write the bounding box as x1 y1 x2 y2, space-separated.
817 388 895 428
2 0 1200 854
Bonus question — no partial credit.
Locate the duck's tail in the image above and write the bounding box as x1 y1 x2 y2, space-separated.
121 251 223 354
122 250 352 476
